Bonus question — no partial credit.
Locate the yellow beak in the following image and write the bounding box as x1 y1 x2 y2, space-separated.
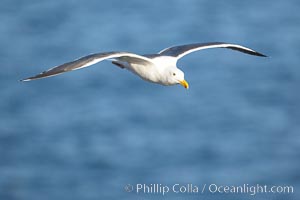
179 80 189 89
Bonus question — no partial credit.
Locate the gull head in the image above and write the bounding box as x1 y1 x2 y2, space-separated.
167 68 189 89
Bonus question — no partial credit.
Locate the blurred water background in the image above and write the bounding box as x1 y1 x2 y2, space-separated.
0 0 299 199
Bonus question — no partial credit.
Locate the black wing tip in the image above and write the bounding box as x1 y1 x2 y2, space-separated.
206 42 268 57
253 51 268 57
228 46 268 57
20 78 32 82
20 74 42 82
20 69 64 82
20 73 49 82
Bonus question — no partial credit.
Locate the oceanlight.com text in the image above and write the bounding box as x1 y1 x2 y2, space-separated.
124 183 294 196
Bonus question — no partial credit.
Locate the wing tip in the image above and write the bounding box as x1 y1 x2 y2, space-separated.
20 78 29 82
20 74 48 82
20 76 32 82
253 51 268 57
228 46 268 57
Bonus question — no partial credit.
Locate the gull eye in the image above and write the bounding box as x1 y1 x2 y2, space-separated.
172 73 176 76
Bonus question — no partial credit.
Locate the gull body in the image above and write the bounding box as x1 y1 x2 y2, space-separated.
118 55 179 85
21 42 267 89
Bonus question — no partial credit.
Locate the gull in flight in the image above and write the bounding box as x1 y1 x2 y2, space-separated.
21 42 267 88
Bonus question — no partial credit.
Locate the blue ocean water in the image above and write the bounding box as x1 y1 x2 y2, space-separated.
0 0 299 199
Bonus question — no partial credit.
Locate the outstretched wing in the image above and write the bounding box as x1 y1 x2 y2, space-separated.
158 42 267 60
21 52 154 81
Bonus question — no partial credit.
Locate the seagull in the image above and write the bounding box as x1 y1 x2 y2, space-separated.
21 42 267 89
